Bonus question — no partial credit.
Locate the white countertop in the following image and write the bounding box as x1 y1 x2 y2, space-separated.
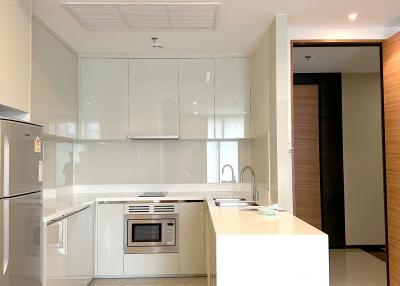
43 191 212 223
43 185 324 238
207 200 323 236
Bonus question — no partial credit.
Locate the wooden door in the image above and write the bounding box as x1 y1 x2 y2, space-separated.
383 31 400 286
293 84 322 229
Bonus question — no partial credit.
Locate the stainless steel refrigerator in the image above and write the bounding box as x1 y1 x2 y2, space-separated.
0 119 42 286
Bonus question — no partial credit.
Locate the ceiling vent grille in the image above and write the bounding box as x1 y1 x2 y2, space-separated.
62 2 221 31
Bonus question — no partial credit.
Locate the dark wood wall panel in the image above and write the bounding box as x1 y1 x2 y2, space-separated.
383 31 400 286
293 85 322 229
294 73 346 248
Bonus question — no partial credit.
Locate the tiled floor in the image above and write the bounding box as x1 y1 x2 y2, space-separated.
330 249 387 286
91 249 387 286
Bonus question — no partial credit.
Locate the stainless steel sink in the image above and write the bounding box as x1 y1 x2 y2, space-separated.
213 198 246 202
214 201 259 207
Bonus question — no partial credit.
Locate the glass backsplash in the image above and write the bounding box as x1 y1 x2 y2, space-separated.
42 136 262 186
72 140 252 184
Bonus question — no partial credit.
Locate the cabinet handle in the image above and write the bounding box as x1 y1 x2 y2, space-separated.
47 205 90 226
127 135 179 140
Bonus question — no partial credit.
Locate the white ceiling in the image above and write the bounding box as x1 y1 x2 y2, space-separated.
294 46 381 73
33 0 400 55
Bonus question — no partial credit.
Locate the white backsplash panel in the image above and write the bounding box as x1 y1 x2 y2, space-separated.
72 140 253 185
42 135 74 189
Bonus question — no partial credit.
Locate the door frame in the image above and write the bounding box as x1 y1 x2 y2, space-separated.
290 39 389 284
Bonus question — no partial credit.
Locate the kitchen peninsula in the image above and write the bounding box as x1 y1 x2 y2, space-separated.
43 186 329 286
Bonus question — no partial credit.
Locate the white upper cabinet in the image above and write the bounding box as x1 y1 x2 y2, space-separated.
0 0 31 113
80 58 129 140
129 59 179 138
78 57 250 140
179 59 215 139
215 58 251 139
31 19 78 138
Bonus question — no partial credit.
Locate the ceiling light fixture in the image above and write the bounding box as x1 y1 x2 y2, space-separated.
193 101 198 105
151 37 163 49
348 13 358 21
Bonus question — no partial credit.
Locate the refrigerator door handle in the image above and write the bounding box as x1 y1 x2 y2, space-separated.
2 200 9 276
3 135 9 198
2 135 10 275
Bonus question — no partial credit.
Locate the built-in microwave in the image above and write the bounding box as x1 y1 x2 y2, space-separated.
124 203 179 254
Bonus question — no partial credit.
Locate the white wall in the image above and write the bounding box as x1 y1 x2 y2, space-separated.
251 15 290 209
274 16 291 212
31 18 79 138
251 18 270 198
342 73 386 245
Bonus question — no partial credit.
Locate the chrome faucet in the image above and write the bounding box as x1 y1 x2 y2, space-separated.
240 166 258 202
221 164 236 183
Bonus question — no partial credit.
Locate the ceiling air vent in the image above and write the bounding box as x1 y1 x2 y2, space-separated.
62 2 221 31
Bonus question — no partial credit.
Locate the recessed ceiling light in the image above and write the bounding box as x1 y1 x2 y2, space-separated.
193 101 198 105
348 13 358 21
193 111 198 115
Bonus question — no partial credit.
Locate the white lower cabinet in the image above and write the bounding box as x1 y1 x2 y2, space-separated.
46 205 94 286
67 205 95 286
46 219 68 286
124 254 180 276
97 203 124 276
95 201 205 278
179 202 205 275
205 204 217 286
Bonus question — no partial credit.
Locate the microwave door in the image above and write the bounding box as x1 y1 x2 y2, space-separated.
0 120 43 199
129 220 163 247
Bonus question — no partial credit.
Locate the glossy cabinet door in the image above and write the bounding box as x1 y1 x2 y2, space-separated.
80 58 129 139
46 220 68 286
97 203 124 276
215 58 251 139
205 204 216 286
67 206 94 286
31 19 78 139
46 206 94 286
179 202 205 274
124 253 180 276
66 210 81 286
129 59 179 138
179 59 215 139
0 0 31 113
